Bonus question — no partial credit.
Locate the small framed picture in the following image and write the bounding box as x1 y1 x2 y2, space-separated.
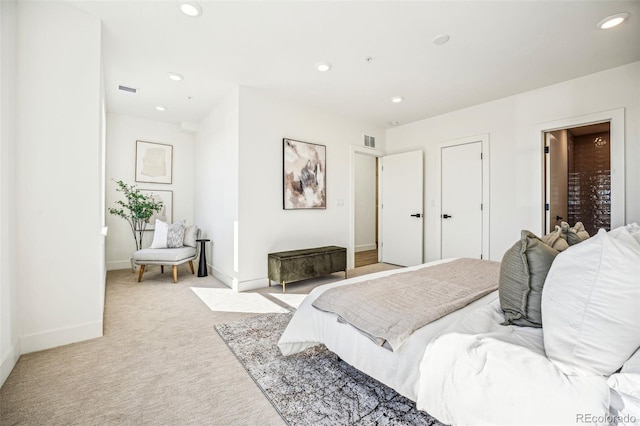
135 140 173 184
139 189 173 230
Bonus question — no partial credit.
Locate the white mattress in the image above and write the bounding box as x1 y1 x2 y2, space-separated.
277 258 498 401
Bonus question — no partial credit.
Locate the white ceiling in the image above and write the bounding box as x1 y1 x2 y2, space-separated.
69 0 640 129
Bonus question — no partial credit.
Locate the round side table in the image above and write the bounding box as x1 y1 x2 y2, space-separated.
196 239 210 277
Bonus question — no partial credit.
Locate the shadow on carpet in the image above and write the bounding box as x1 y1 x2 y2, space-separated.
215 312 444 426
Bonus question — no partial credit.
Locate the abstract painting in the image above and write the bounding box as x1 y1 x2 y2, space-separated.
283 138 326 209
135 140 173 184
139 189 172 230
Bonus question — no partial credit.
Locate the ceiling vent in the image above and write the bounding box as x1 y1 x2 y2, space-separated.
118 85 138 95
363 134 376 148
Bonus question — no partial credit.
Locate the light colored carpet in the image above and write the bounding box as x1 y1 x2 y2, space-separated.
0 262 399 425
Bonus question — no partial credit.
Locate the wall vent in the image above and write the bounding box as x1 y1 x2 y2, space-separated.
118 85 138 94
363 134 376 148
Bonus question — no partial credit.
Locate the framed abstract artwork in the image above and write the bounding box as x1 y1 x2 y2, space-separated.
283 138 326 209
139 189 173 230
135 140 173 184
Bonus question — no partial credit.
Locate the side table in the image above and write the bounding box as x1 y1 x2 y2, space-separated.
196 239 210 277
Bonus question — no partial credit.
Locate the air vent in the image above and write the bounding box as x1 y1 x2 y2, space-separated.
118 85 138 94
363 134 376 148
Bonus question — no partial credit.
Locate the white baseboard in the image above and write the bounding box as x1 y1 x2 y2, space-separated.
107 260 133 271
1 340 21 387
355 243 377 253
20 320 103 355
238 277 269 292
210 264 233 288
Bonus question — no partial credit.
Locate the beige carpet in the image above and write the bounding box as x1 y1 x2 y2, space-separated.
0 262 399 425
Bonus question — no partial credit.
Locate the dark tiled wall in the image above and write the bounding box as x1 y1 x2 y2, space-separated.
568 132 611 235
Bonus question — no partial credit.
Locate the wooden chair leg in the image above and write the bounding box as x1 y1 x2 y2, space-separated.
172 265 178 283
188 260 194 274
137 265 145 282
161 265 164 274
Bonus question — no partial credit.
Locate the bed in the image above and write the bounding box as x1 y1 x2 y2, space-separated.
278 230 640 426
278 258 499 401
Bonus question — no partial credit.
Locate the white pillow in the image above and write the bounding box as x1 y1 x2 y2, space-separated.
626 222 640 246
542 227 640 376
150 219 168 249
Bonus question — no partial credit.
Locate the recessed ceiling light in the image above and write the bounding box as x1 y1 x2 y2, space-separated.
168 72 184 81
597 12 629 29
390 96 404 104
389 121 400 126
433 34 450 45
315 62 332 72
180 2 202 17
156 106 166 111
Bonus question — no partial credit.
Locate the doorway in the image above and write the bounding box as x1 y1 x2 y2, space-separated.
544 122 611 235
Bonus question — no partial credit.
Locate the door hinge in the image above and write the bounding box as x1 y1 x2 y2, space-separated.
545 203 550 211
480 152 483 160
480 203 483 210
480 254 483 260
544 146 550 154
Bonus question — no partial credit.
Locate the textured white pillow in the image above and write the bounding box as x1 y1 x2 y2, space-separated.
626 222 640 245
150 219 168 249
542 227 640 376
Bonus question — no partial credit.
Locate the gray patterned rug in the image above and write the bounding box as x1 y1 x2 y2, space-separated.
215 312 444 425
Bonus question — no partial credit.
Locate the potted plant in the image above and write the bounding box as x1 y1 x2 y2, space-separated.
108 180 164 251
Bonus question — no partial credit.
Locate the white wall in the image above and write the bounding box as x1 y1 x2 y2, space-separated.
236 87 386 290
194 88 240 288
354 153 377 252
105 113 195 270
16 2 104 354
0 0 19 387
387 61 640 263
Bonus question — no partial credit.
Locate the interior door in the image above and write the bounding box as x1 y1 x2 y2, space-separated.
545 131 568 233
381 151 423 266
441 142 483 259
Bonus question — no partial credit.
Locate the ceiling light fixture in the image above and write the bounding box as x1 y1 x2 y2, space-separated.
315 62 332 72
433 34 450 45
389 121 400 126
156 106 166 111
180 2 202 17
390 96 404 103
597 12 629 29
168 72 184 81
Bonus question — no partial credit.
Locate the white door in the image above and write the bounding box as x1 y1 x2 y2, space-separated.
381 151 423 266
545 131 568 233
441 142 483 259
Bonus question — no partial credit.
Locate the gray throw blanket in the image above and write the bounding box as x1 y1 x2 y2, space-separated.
312 258 500 351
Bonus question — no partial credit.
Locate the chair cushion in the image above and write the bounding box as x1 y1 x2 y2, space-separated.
133 247 196 263
184 225 198 248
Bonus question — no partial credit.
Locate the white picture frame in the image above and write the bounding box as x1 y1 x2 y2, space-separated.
139 189 173 230
135 140 173 184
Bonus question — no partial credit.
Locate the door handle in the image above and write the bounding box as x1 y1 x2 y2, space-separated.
410 213 422 218
556 215 563 221
442 214 452 219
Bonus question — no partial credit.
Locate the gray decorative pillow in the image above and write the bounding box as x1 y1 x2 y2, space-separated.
499 230 559 328
183 225 198 248
167 221 185 248
542 226 570 252
560 221 590 246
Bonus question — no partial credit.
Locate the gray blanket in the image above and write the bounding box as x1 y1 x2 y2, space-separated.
312 258 500 351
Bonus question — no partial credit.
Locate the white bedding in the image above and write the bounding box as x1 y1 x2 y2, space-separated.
278 258 633 425
278 258 499 401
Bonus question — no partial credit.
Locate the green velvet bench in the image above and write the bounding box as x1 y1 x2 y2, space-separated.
268 246 347 292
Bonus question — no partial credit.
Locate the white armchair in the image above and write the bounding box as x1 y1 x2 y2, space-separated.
132 226 201 283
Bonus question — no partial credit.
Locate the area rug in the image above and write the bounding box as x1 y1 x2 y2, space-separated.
215 313 444 425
